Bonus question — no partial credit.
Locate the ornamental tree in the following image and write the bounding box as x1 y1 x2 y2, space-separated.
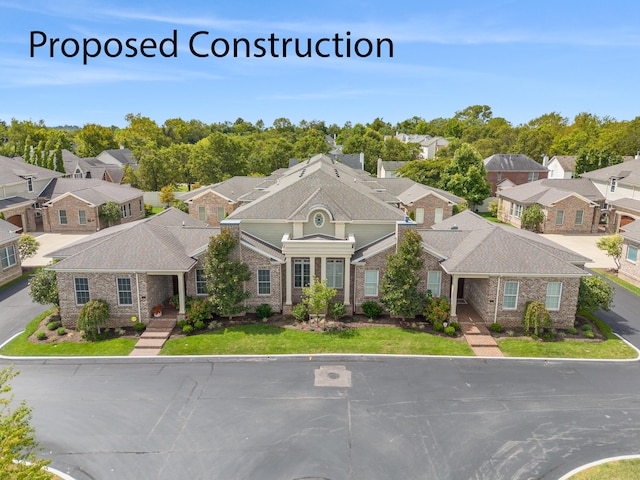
380 229 425 321
28 265 59 307
0 366 51 479
578 276 615 314
521 204 544 232
76 299 110 340
99 201 122 227
17 233 39 260
596 234 624 271
302 277 337 324
204 227 251 320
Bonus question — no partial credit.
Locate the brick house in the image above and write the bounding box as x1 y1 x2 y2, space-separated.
484 154 549 196
497 178 604 233
40 178 145 233
48 155 589 330
0 218 22 287
619 220 640 282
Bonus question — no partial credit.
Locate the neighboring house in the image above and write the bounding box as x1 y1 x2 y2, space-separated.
0 155 63 232
96 148 137 169
483 154 549 196
393 133 449 159
497 178 604 233
48 154 589 330
546 156 576 179
62 149 125 184
619 219 640 282
39 178 145 232
327 152 365 170
580 158 640 232
377 159 407 178
0 218 21 287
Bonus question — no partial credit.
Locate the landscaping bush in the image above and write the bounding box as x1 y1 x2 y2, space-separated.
584 330 595 339
256 303 274 319
144 203 153 216
361 300 383 319
567 327 578 335
444 326 456 336
182 324 194 335
449 321 460 331
523 301 551 336
133 322 146 333
433 320 445 332
187 299 212 325
193 320 205 330
177 319 188 329
489 322 503 333
76 299 110 340
329 302 346 321
46 321 61 331
291 303 307 322
424 296 450 325
36 331 47 341
582 323 593 332
56 327 67 336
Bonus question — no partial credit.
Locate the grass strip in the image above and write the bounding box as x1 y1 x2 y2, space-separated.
569 458 640 479
593 268 640 296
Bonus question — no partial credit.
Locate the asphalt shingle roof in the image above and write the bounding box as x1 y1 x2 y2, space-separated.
483 154 548 172
498 178 604 205
609 197 640 213
580 158 640 187
0 218 20 245
0 156 63 186
40 178 142 205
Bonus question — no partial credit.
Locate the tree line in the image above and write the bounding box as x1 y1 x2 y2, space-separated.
2 105 639 192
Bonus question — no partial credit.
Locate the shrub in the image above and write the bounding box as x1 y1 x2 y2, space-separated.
542 331 555 342
187 299 212 325
424 296 450 325
291 303 307 322
46 321 61 331
433 321 445 332
76 299 110 340
144 203 154 216
361 301 383 319
193 320 205 330
582 323 593 332
444 326 456 336
182 324 194 335
177 319 188 329
116 328 126 336
567 327 578 335
36 331 47 341
133 322 146 333
584 330 595 339
56 327 67 336
523 301 551 336
329 302 346 321
256 303 274 319
449 321 460 331
208 320 222 330
489 323 503 333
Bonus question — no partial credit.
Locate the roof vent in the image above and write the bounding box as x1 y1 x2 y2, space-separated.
334 168 340 178
450 224 458 230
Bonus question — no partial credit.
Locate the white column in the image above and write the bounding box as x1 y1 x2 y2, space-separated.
450 275 458 318
177 273 186 315
343 257 351 305
320 256 327 281
309 256 315 282
285 258 292 305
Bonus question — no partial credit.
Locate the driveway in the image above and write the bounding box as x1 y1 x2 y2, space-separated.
540 233 615 269
0 277 49 344
22 232 90 268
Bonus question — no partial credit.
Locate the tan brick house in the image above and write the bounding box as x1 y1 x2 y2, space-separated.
40 178 145 233
0 218 22 287
49 155 589 329
497 178 604 233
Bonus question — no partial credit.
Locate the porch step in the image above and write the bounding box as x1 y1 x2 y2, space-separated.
129 348 162 356
129 318 176 356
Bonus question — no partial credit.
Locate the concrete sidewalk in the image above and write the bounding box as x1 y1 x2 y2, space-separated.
22 233 90 268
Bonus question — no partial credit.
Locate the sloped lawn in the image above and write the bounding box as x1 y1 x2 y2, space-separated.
160 324 475 356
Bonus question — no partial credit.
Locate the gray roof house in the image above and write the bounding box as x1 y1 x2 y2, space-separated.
0 217 22 287
46 154 591 332
484 153 549 195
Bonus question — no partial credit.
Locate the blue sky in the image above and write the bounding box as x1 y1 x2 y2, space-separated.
1 0 640 128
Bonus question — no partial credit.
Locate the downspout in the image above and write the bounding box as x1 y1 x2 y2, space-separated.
135 273 142 321
493 276 501 324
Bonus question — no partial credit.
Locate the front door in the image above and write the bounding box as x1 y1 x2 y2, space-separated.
457 278 465 299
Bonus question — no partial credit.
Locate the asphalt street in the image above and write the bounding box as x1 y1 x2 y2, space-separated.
0 276 49 344
5 356 640 480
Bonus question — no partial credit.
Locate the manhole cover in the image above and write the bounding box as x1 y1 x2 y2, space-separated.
314 365 352 387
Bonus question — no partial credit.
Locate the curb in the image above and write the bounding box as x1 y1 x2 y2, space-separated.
557 454 640 480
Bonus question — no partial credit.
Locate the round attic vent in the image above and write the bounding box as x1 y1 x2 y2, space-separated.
314 212 325 228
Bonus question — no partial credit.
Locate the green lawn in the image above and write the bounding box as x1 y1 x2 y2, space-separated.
569 459 640 480
0 309 136 357
593 268 640 296
160 325 475 356
497 337 636 359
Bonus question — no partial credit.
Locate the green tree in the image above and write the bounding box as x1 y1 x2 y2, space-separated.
76 299 110 339
17 233 39 260
99 201 122 227
75 123 118 157
440 143 491 208
116 113 169 156
204 227 251 319
520 204 544 232
292 129 330 159
188 132 248 185
0 366 51 479
577 276 615 314
596 235 624 271
54 141 65 173
523 301 551 336
396 158 451 188
28 265 59 307
159 185 175 207
380 229 425 321
575 148 624 175
302 277 337 324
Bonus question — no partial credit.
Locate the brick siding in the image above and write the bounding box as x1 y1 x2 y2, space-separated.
188 191 238 226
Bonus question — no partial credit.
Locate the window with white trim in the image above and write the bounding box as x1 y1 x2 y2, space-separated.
121 205 127 218
294 259 310 288
434 207 443 224
545 282 562 311
198 206 206 221
527 171 539 182
556 209 564 225
196 269 207 295
139 199 143 212
0 245 17 269
575 210 583 225
59 210 67 225
117 277 133 305
611 178 617 192
364 270 378 296
515 204 523 218
313 212 325 228
128 203 132 217
257 269 271 295
415 208 424 224
78 210 87 225
326 259 344 288
627 245 638 263
217 206 225 221
27 177 33 192
502 281 519 310
427 270 442 297
74 277 90 305
510 203 514 216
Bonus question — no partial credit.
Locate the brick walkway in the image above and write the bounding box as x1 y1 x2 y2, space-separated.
129 318 176 356
456 303 504 357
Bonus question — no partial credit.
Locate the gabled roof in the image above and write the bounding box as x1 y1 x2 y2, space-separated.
380 161 407 171
620 220 640 243
0 156 63 187
179 177 266 203
497 178 603 205
351 233 396 263
96 148 136 167
327 152 364 170
228 154 407 222
424 210 589 275
483 154 548 172
375 178 464 205
0 218 20 245
49 208 216 272
40 178 142 206
580 158 640 187
549 156 576 172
